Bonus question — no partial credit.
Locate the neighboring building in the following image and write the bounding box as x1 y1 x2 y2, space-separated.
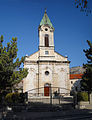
70 66 85 92
70 66 85 74
23 10 70 98
70 74 83 92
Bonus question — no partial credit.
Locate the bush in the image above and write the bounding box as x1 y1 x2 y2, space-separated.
12 92 20 103
5 92 26 105
5 92 26 104
19 93 25 103
5 92 19 104
77 92 88 102
5 92 13 104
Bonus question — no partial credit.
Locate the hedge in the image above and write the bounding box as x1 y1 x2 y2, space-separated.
77 92 88 102
5 92 25 104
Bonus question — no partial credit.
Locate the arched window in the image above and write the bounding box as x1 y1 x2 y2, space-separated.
45 34 49 47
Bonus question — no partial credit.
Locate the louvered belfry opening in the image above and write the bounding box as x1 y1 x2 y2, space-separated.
45 34 49 47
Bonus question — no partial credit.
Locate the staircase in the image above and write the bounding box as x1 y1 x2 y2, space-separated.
1 96 74 119
27 95 74 110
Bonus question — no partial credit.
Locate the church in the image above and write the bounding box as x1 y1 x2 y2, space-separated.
23 10 70 99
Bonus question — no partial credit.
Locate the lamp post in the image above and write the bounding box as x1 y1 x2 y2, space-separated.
50 84 52 105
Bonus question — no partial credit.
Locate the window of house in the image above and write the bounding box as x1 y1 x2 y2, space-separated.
45 51 49 55
45 34 49 47
71 81 73 84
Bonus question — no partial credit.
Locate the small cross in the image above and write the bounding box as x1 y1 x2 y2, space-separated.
45 8 47 13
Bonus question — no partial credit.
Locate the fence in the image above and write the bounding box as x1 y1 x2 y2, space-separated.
25 87 72 104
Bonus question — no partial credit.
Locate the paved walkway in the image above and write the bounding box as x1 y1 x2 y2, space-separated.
14 109 92 120
1 108 92 120
0 103 92 120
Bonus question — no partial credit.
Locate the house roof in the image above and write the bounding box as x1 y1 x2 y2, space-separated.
39 10 54 30
70 74 83 79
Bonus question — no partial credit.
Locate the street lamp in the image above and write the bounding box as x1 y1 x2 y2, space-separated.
49 83 52 105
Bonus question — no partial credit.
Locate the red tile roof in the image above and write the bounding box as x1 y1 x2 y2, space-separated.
70 74 83 79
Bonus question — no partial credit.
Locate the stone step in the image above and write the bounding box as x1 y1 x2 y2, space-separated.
26 104 73 112
86 105 92 109
3 111 15 120
26 106 60 112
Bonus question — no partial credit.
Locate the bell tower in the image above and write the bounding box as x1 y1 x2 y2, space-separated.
38 10 55 60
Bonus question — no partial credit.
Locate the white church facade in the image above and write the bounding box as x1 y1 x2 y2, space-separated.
23 11 70 98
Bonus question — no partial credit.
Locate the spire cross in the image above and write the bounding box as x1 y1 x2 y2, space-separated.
45 8 47 13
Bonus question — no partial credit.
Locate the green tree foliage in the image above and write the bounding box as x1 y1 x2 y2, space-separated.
74 0 91 16
81 40 92 92
0 35 28 93
77 92 88 101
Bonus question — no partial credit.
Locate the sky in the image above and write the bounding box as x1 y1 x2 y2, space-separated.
0 0 92 68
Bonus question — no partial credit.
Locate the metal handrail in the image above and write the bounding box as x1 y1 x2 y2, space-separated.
26 87 70 93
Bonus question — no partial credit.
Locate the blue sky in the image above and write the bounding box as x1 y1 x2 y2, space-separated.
0 0 92 67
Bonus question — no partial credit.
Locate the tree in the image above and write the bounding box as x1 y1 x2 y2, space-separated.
81 40 92 92
0 35 28 93
74 0 91 16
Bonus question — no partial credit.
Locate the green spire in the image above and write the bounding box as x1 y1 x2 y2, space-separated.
39 10 54 30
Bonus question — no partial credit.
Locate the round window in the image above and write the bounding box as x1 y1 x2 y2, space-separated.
45 28 48 31
45 71 49 75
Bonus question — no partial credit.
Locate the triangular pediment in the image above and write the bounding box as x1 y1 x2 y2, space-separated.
25 51 39 61
54 51 68 62
25 51 69 63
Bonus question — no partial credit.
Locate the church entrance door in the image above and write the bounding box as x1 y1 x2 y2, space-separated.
44 83 50 96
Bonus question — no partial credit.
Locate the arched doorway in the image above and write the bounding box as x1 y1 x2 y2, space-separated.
44 83 50 96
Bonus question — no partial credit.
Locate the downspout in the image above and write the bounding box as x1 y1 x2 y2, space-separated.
38 52 40 96
38 28 40 96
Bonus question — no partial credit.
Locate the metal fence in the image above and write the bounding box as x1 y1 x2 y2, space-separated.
25 87 72 105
